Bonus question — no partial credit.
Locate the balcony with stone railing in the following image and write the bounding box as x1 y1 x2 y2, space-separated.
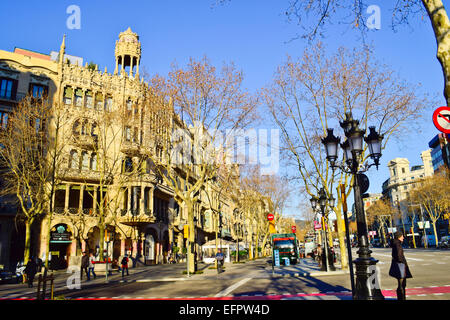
121 140 141 155
118 208 155 226
71 134 98 150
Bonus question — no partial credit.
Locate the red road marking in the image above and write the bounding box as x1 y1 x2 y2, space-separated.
3 286 450 300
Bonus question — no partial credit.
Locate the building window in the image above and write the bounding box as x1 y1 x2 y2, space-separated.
402 168 405 174
125 126 131 141
81 151 89 170
64 87 73 105
85 91 93 108
30 83 48 98
105 96 112 112
75 89 83 107
70 150 79 169
90 153 97 171
123 157 133 173
0 111 8 129
0 78 14 99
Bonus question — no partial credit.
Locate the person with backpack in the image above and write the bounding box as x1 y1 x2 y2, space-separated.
121 255 129 278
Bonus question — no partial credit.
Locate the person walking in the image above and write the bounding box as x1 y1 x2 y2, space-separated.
24 257 38 288
389 231 412 300
81 251 90 281
316 244 322 267
215 249 224 274
121 255 129 278
88 252 97 280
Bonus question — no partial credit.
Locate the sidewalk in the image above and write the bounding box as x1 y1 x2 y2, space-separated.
268 258 349 278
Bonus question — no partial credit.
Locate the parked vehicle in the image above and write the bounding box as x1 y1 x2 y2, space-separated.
438 236 449 249
15 261 26 283
0 269 18 284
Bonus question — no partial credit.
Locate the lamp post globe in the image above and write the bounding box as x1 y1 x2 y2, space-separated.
322 128 340 167
364 126 384 168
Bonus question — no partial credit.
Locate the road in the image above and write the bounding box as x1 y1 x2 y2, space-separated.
1 247 449 300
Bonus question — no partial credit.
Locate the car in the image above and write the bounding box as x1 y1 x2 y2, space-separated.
0 269 19 284
438 236 449 249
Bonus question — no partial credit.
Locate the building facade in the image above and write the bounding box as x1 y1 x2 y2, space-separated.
428 133 450 172
0 28 257 271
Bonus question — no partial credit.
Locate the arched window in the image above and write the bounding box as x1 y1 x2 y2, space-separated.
70 150 79 169
91 122 97 137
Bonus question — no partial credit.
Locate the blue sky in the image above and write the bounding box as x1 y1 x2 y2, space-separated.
0 1 446 219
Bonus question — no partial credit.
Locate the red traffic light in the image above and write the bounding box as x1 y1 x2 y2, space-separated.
267 213 274 221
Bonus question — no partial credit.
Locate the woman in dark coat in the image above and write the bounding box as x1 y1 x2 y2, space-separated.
389 231 412 300
24 257 38 288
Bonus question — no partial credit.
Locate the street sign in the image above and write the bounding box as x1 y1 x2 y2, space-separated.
388 227 397 233
291 225 297 233
357 173 370 194
274 250 280 267
314 220 322 230
417 221 430 229
433 106 450 134
267 213 274 221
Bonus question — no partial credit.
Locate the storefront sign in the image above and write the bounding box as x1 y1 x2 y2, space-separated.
50 224 72 243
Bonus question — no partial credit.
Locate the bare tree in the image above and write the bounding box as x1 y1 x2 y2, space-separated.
144 56 257 272
0 96 66 265
409 169 450 246
262 42 431 268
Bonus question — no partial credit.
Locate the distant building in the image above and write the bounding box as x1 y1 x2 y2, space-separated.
382 150 433 204
362 193 383 211
428 133 450 172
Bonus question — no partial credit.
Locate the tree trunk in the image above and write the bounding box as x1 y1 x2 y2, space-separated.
432 220 439 247
422 0 450 105
187 201 196 273
24 218 34 265
334 205 349 270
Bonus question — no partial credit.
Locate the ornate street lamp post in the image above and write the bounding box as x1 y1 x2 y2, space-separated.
310 188 336 272
321 112 384 300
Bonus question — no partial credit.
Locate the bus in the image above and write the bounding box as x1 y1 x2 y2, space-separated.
272 233 299 265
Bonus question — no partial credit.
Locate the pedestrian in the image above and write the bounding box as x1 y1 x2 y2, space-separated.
88 252 97 280
316 244 322 267
389 231 412 300
121 255 129 277
24 257 38 288
81 251 90 281
215 249 224 274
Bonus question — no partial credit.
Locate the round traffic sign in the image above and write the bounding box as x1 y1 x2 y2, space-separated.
433 106 450 134
267 213 274 221
291 225 297 233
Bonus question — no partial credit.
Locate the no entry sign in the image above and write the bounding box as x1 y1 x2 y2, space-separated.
267 213 274 221
433 106 450 134
291 225 297 233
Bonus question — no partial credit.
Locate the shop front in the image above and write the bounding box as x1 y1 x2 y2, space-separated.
49 223 73 270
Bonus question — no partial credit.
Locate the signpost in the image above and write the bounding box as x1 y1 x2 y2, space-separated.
291 225 297 233
433 106 450 134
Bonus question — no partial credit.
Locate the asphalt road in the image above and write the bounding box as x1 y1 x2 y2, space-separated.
1 247 449 301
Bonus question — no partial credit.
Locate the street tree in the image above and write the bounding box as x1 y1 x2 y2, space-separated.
280 0 450 106
408 169 450 246
0 96 66 265
262 42 431 268
366 199 396 246
145 56 256 272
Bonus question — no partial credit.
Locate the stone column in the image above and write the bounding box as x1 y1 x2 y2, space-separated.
130 56 134 77
140 184 145 216
93 186 98 215
149 186 154 217
79 184 84 214
64 184 70 212
121 238 126 256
